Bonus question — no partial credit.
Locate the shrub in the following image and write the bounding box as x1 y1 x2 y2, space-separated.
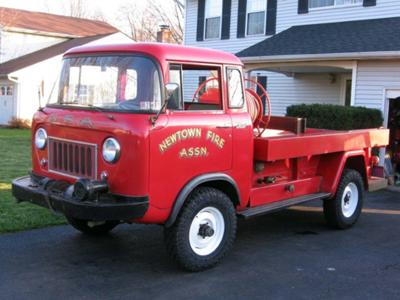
286 104 383 130
7 117 31 129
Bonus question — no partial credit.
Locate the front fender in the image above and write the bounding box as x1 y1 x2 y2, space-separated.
164 173 240 227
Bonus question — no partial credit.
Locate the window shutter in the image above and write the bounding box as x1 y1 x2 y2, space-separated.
265 0 277 35
196 0 206 41
298 0 309 14
237 0 247 38
221 0 232 40
363 0 376 7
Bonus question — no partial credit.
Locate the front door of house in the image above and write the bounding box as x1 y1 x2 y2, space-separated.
0 84 14 125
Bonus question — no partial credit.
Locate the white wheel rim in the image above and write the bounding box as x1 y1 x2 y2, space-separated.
341 182 359 218
189 206 225 256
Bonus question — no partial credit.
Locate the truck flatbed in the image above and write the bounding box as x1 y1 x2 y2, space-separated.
255 128 389 162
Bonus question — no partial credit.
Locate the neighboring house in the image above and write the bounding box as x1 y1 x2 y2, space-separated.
0 7 133 125
184 0 400 130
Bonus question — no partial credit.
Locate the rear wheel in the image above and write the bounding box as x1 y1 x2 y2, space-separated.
66 217 119 235
323 169 364 229
164 187 237 271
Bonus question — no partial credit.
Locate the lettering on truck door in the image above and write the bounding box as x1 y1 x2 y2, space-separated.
149 63 233 209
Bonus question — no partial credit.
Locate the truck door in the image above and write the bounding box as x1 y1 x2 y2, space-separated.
149 63 233 209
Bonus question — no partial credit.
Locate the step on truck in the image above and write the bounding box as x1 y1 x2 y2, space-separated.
12 43 389 271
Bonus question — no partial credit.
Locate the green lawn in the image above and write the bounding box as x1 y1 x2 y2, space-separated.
0 128 65 233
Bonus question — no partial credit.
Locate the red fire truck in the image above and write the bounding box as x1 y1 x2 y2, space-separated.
12 43 389 271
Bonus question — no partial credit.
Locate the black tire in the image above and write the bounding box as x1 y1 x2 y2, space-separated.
164 187 237 272
66 216 119 236
323 169 364 229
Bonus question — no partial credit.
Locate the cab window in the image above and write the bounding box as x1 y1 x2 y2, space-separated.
168 64 222 111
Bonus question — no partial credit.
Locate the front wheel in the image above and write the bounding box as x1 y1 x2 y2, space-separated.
66 216 119 236
323 169 364 229
164 187 237 271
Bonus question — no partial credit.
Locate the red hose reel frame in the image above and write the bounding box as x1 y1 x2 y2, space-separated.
191 77 271 137
244 78 271 137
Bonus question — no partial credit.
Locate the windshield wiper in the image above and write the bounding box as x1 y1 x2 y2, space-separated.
150 98 169 126
87 104 115 121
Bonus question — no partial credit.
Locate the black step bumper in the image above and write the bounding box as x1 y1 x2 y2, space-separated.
12 174 149 221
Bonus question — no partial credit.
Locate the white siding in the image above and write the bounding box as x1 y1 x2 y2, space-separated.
8 33 134 122
0 31 66 63
354 60 400 110
185 0 400 54
83 32 134 46
11 54 63 121
264 71 343 115
185 1 400 116
0 30 3 61
277 0 400 33
185 0 269 53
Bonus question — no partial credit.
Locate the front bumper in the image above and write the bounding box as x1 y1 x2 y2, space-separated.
12 174 149 221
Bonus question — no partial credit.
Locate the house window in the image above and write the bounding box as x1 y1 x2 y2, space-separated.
0 85 13 96
247 0 267 35
6 86 13 96
198 76 207 94
204 0 222 39
309 0 363 9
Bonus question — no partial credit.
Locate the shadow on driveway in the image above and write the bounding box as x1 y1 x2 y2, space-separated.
1 190 399 300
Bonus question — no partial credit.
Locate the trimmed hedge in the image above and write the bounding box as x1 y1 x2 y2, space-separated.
286 104 383 130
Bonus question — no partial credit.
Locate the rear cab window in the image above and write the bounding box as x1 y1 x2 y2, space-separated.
226 68 244 108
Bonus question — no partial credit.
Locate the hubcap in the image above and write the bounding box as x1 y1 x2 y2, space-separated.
341 182 359 218
189 207 225 256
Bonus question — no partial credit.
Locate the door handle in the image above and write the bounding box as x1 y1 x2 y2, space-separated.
216 124 231 128
233 123 248 129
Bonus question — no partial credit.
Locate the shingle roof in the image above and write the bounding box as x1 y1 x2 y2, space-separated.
237 17 400 58
0 7 118 37
0 34 112 75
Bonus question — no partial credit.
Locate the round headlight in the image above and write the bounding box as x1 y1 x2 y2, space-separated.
102 138 121 163
35 128 47 149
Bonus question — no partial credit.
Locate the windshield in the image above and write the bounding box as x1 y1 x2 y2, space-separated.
49 55 162 112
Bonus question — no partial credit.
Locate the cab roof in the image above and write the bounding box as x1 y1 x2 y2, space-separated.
64 43 243 66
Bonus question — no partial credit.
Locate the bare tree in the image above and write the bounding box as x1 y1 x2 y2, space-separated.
118 0 184 44
118 3 159 42
61 0 106 21
68 0 88 18
147 0 184 43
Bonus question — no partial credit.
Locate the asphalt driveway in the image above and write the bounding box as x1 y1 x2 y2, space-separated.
1 190 399 300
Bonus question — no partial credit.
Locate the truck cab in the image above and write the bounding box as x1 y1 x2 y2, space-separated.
13 43 389 271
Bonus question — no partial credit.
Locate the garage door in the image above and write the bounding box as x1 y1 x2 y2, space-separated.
0 85 14 125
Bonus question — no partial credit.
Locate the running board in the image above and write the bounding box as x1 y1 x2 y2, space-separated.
238 192 331 219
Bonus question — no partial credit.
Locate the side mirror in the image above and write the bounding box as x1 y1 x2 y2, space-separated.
165 83 179 98
165 83 180 110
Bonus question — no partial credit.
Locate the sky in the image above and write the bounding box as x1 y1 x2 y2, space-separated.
0 0 175 35
0 0 142 16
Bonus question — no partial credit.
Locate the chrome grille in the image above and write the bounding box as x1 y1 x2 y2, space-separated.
48 137 97 179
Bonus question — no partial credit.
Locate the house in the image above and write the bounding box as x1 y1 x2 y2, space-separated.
184 0 400 153
0 7 133 125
